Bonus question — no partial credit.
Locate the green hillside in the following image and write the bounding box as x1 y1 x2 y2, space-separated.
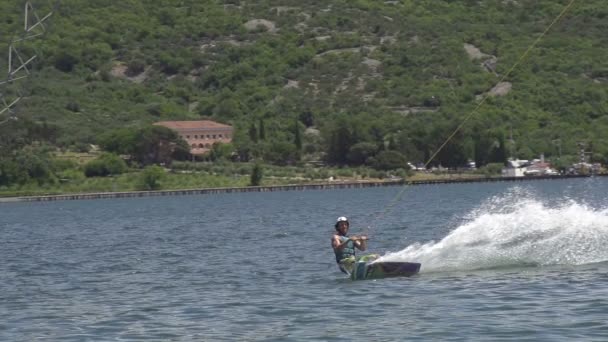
1 0 607 173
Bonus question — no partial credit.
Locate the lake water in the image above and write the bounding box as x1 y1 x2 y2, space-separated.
2 177 608 341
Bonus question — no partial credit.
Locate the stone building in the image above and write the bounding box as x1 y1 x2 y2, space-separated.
154 120 233 155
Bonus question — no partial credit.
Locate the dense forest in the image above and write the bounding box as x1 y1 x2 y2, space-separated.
0 0 607 189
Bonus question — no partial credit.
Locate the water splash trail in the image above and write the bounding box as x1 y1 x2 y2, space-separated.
377 192 608 273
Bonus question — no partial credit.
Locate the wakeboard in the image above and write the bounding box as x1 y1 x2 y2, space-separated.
351 261 421 281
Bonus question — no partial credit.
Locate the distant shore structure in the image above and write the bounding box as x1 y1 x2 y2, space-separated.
0 174 593 203
154 120 233 155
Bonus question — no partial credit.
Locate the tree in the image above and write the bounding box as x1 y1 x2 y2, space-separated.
0 159 21 186
473 131 507 167
436 139 469 168
13 147 56 185
258 118 266 141
209 142 235 161
325 118 354 165
98 128 138 155
0 141 61 186
294 119 302 151
172 139 191 161
488 133 507 165
250 163 263 186
370 150 407 170
299 110 314 127
99 126 188 166
132 126 182 166
138 165 165 190
235 144 252 162
263 141 298 165
248 122 258 142
347 142 378 165
473 132 492 168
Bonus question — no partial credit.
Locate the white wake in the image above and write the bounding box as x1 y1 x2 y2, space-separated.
377 193 608 273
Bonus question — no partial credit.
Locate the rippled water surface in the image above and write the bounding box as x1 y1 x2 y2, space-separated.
3 177 608 341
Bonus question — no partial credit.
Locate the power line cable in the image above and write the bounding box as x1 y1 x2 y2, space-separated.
367 0 579 233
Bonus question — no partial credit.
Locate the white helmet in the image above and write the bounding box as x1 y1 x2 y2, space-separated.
335 216 349 229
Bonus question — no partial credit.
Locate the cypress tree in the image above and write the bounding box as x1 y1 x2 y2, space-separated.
294 119 302 151
259 119 266 141
250 163 263 186
326 119 353 165
249 122 258 142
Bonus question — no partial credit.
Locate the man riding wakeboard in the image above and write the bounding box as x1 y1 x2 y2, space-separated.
331 216 378 275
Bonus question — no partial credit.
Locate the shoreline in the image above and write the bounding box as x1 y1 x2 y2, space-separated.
0 174 593 203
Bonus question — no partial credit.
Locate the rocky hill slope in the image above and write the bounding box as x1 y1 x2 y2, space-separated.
1 0 607 165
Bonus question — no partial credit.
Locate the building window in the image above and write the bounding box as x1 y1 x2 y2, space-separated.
195 135 198 139
206 135 210 139
199 143 204 148
191 144 196 148
219 134 223 138
205 143 211 148
186 135 190 139
212 134 216 139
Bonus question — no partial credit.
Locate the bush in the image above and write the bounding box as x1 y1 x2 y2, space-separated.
52 158 79 172
54 51 78 72
127 57 146 76
72 142 91 153
66 101 80 112
57 168 85 182
371 150 407 170
138 165 165 190
336 168 354 177
478 163 504 177
368 170 387 179
84 153 128 177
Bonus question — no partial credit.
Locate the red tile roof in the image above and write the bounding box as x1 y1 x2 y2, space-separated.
154 120 232 129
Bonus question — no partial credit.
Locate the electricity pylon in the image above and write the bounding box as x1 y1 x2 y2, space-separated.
0 1 57 124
